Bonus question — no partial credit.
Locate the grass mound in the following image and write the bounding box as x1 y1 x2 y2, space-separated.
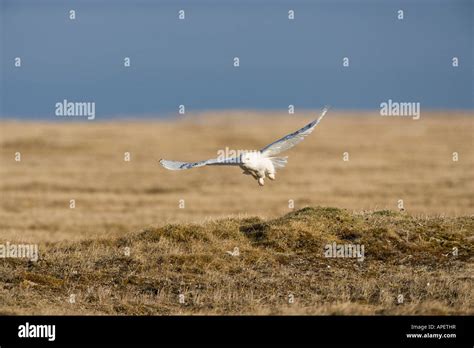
1 207 472 315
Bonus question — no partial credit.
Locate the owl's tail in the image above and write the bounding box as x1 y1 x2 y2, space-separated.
269 156 288 169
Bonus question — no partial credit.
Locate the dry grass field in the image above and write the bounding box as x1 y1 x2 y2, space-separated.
0 111 473 315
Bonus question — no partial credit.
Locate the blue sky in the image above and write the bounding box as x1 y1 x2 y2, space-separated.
1 0 473 119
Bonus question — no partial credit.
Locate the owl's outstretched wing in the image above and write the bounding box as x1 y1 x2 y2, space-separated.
260 107 329 157
159 157 241 170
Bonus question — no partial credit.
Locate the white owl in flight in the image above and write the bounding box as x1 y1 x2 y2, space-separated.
159 107 329 186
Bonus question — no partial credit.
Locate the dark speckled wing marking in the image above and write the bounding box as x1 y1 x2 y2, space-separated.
159 157 241 171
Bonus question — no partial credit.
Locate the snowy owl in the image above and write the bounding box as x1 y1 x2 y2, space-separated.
159 107 329 186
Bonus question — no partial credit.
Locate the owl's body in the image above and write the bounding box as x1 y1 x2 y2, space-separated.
240 151 286 186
